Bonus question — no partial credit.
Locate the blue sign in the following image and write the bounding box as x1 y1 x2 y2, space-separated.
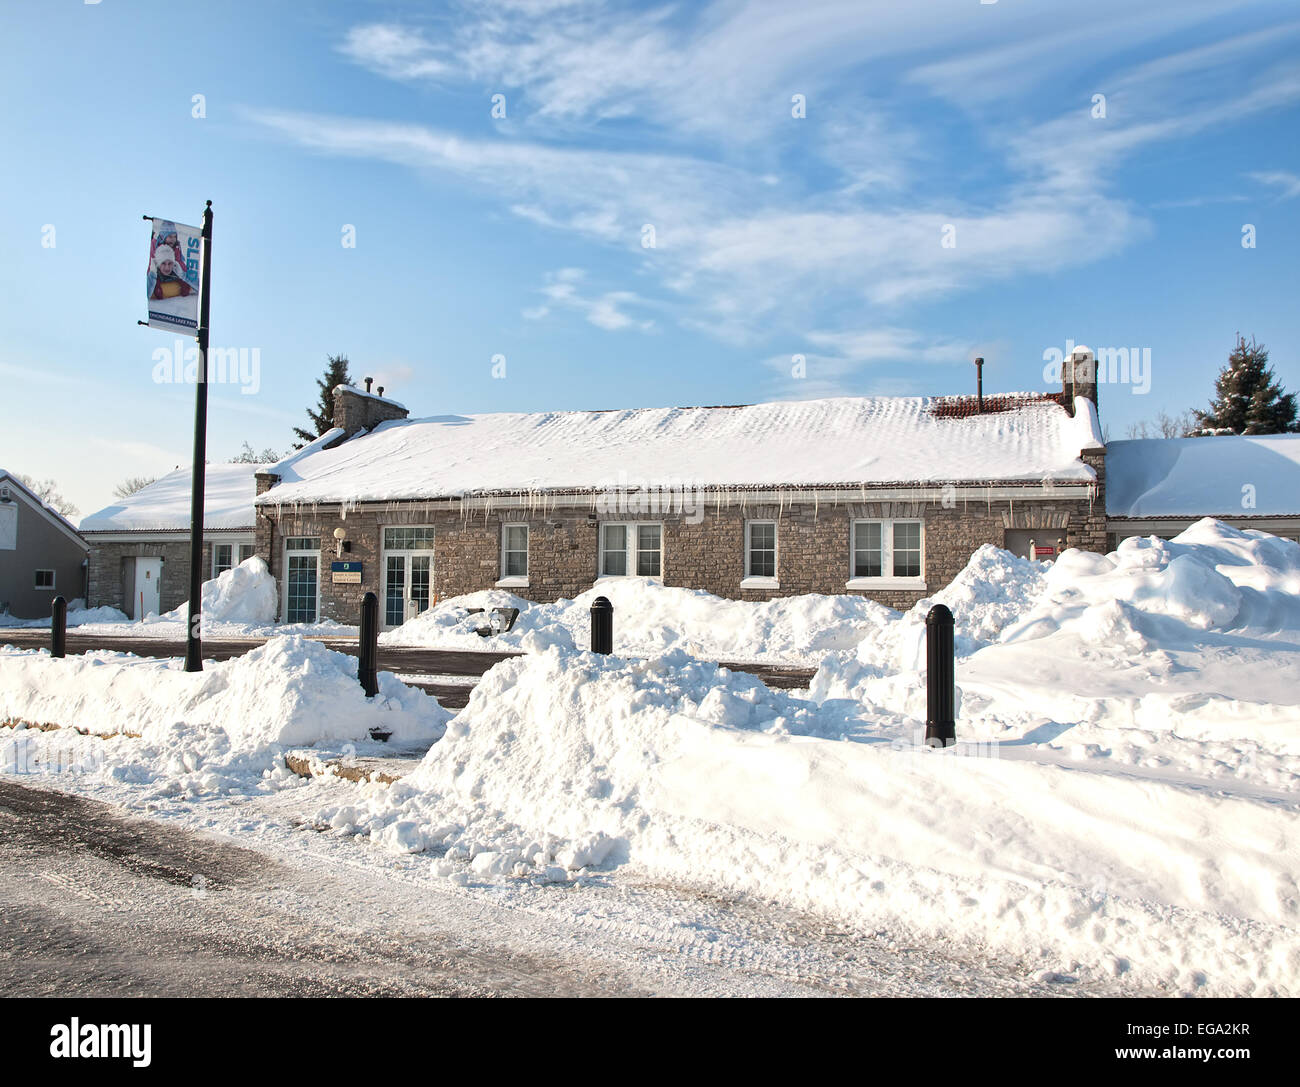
331 560 362 584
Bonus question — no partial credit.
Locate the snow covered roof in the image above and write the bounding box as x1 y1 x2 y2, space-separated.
80 462 270 533
1107 435 1300 518
257 395 1102 506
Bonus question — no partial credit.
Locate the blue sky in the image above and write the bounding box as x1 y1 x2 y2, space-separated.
1 0 1298 516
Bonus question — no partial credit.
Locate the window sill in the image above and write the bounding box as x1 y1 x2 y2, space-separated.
845 577 927 591
595 574 662 583
740 576 780 590
495 576 530 588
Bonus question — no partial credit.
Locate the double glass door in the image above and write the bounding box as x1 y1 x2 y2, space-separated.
383 526 434 627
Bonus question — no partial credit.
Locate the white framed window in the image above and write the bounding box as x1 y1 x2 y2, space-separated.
498 523 529 587
238 544 255 564
212 543 234 578
742 520 778 588
848 520 925 589
599 522 662 578
34 569 55 590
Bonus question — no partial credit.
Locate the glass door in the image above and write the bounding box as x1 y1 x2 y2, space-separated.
382 526 434 627
283 537 319 624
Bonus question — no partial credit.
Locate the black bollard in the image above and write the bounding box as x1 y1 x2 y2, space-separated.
359 591 379 698
590 596 612 654
924 603 956 748
51 596 67 659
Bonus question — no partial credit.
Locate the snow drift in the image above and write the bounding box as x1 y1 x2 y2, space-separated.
0 635 448 752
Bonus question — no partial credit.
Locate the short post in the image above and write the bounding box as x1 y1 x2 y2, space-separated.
51 596 67 659
590 595 612 654
925 603 956 748
359 591 379 698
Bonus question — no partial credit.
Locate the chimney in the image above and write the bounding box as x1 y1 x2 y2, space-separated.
377 386 384 397
364 376 373 393
974 357 984 411
1062 346 1098 416
331 382 409 441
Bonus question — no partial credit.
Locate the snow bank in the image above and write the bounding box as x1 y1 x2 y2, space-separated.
320 644 1300 996
0 635 448 752
382 579 898 664
0 604 129 629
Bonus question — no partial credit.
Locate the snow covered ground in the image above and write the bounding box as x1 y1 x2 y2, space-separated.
2 518 1297 996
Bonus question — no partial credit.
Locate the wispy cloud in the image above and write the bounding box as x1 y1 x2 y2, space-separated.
760 327 983 398
1248 169 1300 200
524 268 656 332
338 24 454 81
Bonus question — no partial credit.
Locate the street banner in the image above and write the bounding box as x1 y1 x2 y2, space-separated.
145 218 202 333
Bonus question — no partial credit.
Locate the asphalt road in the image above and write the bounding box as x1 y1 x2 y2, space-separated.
0 780 643 997
0 631 815 709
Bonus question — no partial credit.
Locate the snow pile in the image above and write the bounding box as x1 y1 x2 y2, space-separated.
319 643 1300 995
381 579 897 664
809 544 1047 703
0 604 130 629
1003 520 1300 643
154 556 278 626
0 635 448 753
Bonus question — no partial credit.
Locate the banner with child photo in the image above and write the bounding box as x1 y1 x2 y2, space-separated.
145 218 202 333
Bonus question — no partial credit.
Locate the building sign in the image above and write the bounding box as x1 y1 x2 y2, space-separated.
145 218 202 333
331 560 363 584
1032 546 1057 559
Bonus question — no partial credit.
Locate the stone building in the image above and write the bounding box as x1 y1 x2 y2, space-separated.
81 463 267 618
252 354 1107 628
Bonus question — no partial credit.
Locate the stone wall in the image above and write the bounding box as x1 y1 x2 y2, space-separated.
86 537 211 615
332 385 409 440
257 483 1106 621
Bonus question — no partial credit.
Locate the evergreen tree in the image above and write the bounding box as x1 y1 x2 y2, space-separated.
1193 336 1298 435
293 354 352 448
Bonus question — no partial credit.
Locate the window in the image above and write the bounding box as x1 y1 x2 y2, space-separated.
35 569 55 590
850 520 924 586
212 543 234 577
238 544 255 564
853 521 882 577
600 522 661 578
499 524 529 584
744 521 778 585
